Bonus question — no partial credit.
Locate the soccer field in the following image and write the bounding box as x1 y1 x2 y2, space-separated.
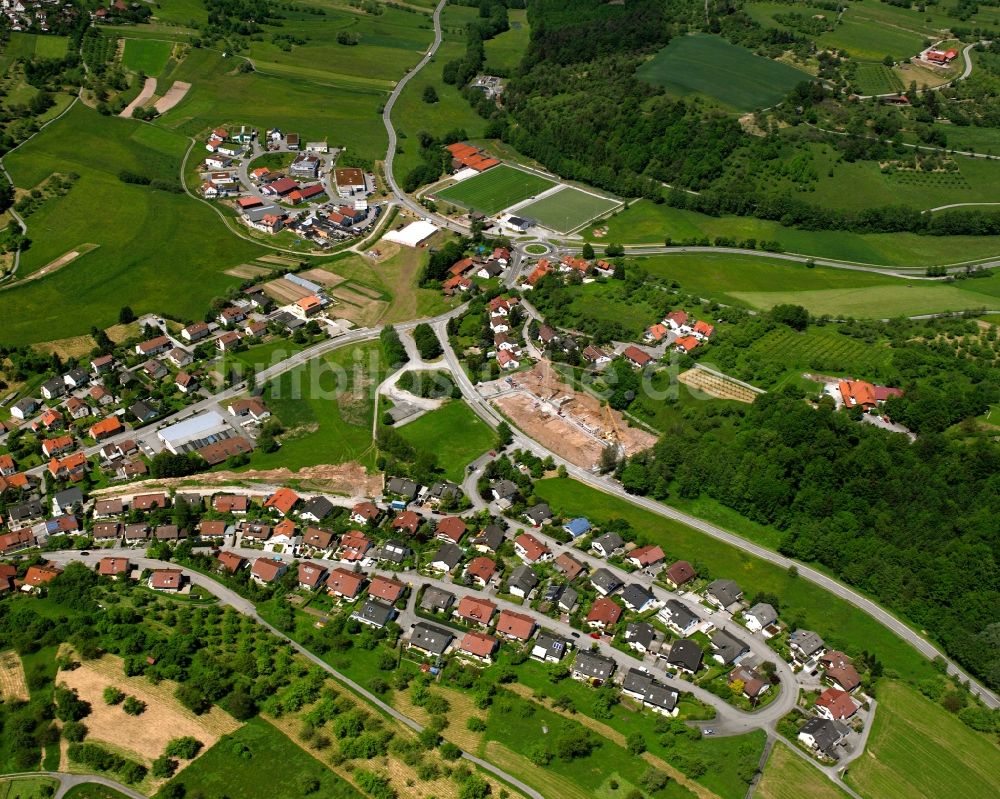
517 186 622 233
435 165 555 214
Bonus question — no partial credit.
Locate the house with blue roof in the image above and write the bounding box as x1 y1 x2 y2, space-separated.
563 517 591 538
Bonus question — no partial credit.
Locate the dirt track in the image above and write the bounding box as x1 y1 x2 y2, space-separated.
120 77 157 118
154 80 191 113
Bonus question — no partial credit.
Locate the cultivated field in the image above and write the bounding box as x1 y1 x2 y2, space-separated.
0 32 69 69
636 33 808 112
58 654 241 765
852 62 904 96
731 283 1000 318
587 200 1000 267
678 368 761 403
435 165 556 215
263 277 312 304
0 650 29 702
756 742 850 799
121 39 173 76
516 186 622 233
846 681 1000 799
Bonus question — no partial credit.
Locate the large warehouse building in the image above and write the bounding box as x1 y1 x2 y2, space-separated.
157 410 238 455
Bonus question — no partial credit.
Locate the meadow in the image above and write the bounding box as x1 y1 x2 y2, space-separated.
755 742 849 799
587 200 1000 266
0 777 60 799
62 787 134 799
253 341 384 471
534 478 938 686
435 164 556 214
155 717 362 799
845 681 1000 799
396 400 495 482
632 251 1000 317
0 105 263 346
121 39 173 76
390 2 489 183
483 7 530 73
155 48 391 166
244 3 433 87
516 186 621 233
730 280 1000 318
0 32 69 69
636 33 809 112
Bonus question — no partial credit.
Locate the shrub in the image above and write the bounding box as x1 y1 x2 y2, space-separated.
151 755 178 778
164 736 203 759
122 696 146 715
103 686 126 705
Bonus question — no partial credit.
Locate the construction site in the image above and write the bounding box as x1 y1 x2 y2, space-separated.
482 360 657 470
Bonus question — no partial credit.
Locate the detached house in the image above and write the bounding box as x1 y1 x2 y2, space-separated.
496 609 536 642
663 560 696 589
326 567 365 599
514 533 551 563
586 597 622 629
458 631 499 664
298 562 328 591
455 595 497 627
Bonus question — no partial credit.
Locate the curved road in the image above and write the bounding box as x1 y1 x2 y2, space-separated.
2 771 147 799
430 318 1000 711
43 550 544 799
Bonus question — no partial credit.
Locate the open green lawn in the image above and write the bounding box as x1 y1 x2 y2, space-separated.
396 400 495 481
587 200 1000 266
846 681 1000 799
251 341 384 471
148 0 207 28
0 104 263 346
391 4 488 182
156 48 391 166
121 39 173 76
434 164 556 215
1 32 69 68
731 280 1000 317
0 777 60 799
154 717 361 799
517 186 621 233
534 478 936 686
484 8 530 73
756 742 850 799
245 3 433 87
636 33 809 112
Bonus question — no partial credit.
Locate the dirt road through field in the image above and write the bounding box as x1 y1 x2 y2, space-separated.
120 77 157 118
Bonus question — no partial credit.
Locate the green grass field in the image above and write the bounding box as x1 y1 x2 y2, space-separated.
756 742 850 799
121 38 173 76
397 400 495 482
587 200 1000 266
516 186 621 233
0 32 69 69
852 62 904 96
731 281 1000 317
636 33 809 112
391 4 488 183
435 164 556 214
0 777 61 799
0 104 264 345
534 478 936 686
484 8 530 73
846 681 1000 799
252 341 384 471
155 717 361 799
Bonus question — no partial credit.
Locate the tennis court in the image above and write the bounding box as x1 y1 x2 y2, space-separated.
516 186 622 233
435 164 555 215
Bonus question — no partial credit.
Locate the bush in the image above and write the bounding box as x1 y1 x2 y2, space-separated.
152 755 178 778
440 742 462 760
164 736 203 759
62 721 88 742
103 686 126 705
466 716 486 732
122 696 146 715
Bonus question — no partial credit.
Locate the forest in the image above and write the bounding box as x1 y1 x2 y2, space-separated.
455 0 1000 235
619 388 1000 694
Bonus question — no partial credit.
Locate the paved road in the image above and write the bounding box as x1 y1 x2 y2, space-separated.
432 317 1000 711
43 550 544 799
1 771 147 799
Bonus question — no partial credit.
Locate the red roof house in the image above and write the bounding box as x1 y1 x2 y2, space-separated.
496 609 536 641
586 597 623 628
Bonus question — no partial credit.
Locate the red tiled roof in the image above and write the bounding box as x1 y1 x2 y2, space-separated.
455 595 497 624
217 551 246 573
816 687 857 719
496 609 536 641
327 567 365 597
586 597 622 626
623 346 652 366
150 568 182 590
368 575 405 602
629 545 665 567
665 560 696 587
514 533 549 561
264 487 300 515
460 631 498 659
465 556 496 583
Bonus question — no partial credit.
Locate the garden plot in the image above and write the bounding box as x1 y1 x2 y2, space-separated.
0 650 29 702
679 367 762 403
